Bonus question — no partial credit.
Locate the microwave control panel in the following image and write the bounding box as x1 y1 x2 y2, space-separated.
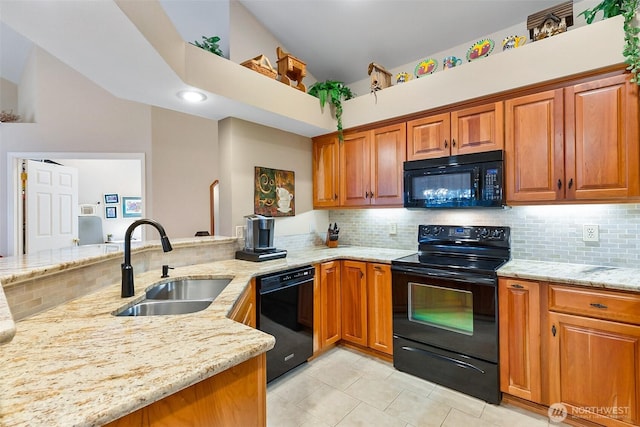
483 167 502 201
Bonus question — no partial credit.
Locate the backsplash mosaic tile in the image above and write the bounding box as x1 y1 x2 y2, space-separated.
328 204 640 268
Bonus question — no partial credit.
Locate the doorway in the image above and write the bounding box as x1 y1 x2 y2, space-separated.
7 152 145 256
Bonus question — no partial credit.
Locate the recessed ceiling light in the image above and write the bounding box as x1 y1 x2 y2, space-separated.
177 90 207 102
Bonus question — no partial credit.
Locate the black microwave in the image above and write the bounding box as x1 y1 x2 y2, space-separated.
403 150 504 208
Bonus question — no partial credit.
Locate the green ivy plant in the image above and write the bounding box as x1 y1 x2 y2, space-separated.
580 0 640 83
308 80 355 141
191 36 224 57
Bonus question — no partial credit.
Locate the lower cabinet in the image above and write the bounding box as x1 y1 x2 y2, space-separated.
498 278 542 402
105 354 267 427
500 278 640 427
318 261 341 349
367 263 393 355
341 260 368 346
316 260 393 356
229 278 256 327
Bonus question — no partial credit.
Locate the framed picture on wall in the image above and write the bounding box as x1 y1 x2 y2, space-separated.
122 197 142 218
104 193 119 204
105 206 117 219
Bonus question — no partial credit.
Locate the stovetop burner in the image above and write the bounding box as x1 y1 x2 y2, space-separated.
392 225 511 274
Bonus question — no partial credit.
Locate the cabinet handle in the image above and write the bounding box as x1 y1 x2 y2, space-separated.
369 191 374 198
334 194 338 200
590 302 608 309
444 139 448 148
511 284 524 289
557 179 562 190
452 138 456 147
365 191 369 198
568 178 573 189
552 325 557 337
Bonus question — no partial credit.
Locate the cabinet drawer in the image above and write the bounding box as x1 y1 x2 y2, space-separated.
549 285 640 325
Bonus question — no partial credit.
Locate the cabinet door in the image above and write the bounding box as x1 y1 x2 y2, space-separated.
549 312 640 426
451 102 504 156
407 112 451 160
340 131 371 206
320 261 341 348
505 89 564 202
367 263 393 355
370 124 406 206
341 260 368 346
498 279 541 402
565 74 640 200
312 135 340 207
229 279 256 328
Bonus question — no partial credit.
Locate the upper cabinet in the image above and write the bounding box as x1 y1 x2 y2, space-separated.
341 124 406 207
313 123 406 208
506 73 639 203
314 69 640 209
407 102 504 161
312 134 340 208
565 74 639 201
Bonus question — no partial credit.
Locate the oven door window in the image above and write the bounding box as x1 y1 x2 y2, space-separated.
408 282 473 335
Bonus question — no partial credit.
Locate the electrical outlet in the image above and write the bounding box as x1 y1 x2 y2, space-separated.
235 226 245 239
389 223 397 235
583 224 599 242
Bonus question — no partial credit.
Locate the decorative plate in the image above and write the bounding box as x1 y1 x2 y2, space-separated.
414 58 438 78
466 39 495 62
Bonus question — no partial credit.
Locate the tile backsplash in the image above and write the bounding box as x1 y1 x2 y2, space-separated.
328 204 640 268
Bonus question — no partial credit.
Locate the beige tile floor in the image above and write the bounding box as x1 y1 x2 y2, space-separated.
267 346 563 427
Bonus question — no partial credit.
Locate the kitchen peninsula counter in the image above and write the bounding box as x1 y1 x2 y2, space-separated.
0 242 414 427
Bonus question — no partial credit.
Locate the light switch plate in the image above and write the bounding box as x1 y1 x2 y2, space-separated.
235 226 245 239
583 224 599 242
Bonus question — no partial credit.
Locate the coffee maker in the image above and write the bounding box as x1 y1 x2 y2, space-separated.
235 214 287 262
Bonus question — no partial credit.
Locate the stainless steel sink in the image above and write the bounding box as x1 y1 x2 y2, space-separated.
114 299 212 316
145 278 232 301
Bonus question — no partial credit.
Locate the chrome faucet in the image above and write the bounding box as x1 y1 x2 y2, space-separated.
121 219 173 298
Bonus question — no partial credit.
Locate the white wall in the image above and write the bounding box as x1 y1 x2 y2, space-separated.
0 78 18 113
218 117 328 239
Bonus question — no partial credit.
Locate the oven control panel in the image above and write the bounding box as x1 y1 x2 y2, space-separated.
418 225 510 244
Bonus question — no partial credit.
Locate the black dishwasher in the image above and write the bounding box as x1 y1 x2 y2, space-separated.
257 265 315 383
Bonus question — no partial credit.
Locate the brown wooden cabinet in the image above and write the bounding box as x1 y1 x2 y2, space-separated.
498 278 542 403
366 263 393 355
565 74 639 201
407 102 504 160
341 260 368 346
229 279 256 328
340 124 406 207
312 134 340 207
506 73 639 203
318 261 341 350
106 354 267 427
545 284 640 426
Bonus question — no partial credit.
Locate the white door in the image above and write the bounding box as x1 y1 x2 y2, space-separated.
25 160 79 253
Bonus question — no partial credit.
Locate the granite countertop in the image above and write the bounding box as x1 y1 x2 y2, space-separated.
498 259 640 292
0 244 414 427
